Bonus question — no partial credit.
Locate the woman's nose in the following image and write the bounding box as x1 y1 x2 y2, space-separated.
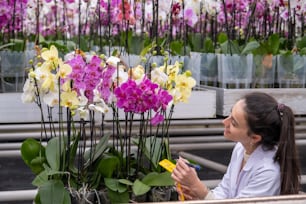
222 117 230 126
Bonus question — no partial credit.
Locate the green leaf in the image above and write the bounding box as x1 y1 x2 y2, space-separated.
241 41 260 55
69 133 80 170
21 138 45 174
170 40 184 55
97 154 120 178
105 178 128 193
62 189 72 204
32 170 48 187
118 179 133 186
296 36 306 50
132 179 151 196
84 134 110 167
45 137 63 171
108 189 130 203
217 32 228 44
0 42 15 50
268 34 280 55
142 172 174 186
39 180 66 204
133 136 164 169
300 47 306 55
203 38 215 53
220 40 240 54
140 41 156 57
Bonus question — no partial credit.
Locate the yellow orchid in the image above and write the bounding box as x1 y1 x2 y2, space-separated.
41 73 57 92
130 65 145 81
175 72 196 91
169 72 196 103
57 59 72 79
41 45 59 69
62 80 72 92
61 91 80 110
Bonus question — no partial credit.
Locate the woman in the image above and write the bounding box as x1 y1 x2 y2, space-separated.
171 92 301 200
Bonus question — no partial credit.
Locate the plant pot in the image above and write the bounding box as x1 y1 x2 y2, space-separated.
0 50 26 92
277 55 306 88
253 54 276 88
217 54 254 89
148 186 173 202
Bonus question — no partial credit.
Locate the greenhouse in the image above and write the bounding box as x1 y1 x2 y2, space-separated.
0 0 306 203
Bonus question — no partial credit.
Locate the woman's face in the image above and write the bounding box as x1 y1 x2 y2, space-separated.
222 99 252 145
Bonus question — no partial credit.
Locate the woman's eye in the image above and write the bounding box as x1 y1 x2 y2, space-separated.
230 117 236 127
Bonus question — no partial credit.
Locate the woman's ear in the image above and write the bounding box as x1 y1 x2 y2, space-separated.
252 134 262 144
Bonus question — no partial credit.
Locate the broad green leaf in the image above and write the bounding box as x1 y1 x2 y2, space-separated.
108 189 130 203
241 41 260 55
220 40 240 54
97 154 120 178
118 179 133 186
21 138 45 174
21 138 45 164
105 178 128 193
300 47 306 55
203 38 215 53
268 34 280 55
32 170 48 187
132 179 151 196
39 180 66 204
142 172 174 186
62 189 72 204
170 40 184 55
45 137 63 171
217 32 228 44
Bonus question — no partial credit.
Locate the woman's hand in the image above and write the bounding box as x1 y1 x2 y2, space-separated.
171 157 209 200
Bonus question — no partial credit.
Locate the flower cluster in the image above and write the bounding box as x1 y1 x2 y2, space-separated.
20 44 196 203
22 45 195 126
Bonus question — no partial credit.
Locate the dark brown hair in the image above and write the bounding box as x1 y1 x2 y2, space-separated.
242 92 301 194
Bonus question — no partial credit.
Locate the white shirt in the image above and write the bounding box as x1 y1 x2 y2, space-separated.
211 142 280 199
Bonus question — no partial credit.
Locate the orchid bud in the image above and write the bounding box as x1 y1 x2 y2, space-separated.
141 57 147 63
185 70 192 77
100 54 105 59
151 62 157 68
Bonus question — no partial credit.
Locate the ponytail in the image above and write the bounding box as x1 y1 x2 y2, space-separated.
274 105 301 194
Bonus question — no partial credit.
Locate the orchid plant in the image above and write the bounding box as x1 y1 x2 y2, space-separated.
20 44 196 203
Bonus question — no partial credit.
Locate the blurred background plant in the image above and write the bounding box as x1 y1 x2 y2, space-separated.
0 0 304 54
